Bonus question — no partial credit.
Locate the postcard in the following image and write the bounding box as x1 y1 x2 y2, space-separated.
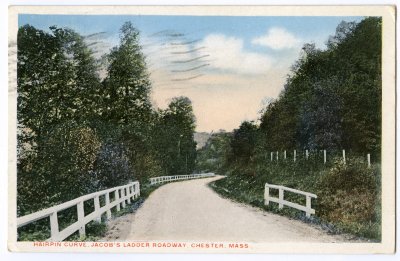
8 5 396 253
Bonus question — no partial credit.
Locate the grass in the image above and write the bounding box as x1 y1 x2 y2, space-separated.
209 155 381 241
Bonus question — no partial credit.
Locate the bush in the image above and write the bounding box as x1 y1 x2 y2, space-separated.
17 122 102 216
316 157 381 239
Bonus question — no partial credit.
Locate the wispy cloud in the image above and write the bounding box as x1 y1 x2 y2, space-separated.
197 34 273 75
141 31 212 89
252 27 302 50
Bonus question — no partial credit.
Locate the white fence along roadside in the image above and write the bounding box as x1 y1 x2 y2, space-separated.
17 181 140 242
149 173 215 185
264 183 317 217
267 149 371 166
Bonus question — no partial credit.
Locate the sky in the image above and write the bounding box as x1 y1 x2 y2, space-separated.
19 14 363 132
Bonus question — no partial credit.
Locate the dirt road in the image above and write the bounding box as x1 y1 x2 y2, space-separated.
103 176 346 243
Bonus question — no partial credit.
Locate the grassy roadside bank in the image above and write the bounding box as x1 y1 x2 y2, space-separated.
208 157 381 242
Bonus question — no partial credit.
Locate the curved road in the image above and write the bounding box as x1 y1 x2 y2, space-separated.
104 176 346 243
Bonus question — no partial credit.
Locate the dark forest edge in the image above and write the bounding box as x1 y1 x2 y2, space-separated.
17 22 197 239
196 17 382 241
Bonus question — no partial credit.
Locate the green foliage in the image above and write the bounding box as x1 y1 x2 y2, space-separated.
316 158 381 239
17 21 198 240
18 121 102 215
102 22 152 124
17 24 103 213
17 25 100 140
62 222 108 242
17 219 51 241
230 121 258 164
195 131 232 173
153 97 197 176
259 17 381 154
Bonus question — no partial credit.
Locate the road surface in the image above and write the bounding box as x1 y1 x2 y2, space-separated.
102 176 347 243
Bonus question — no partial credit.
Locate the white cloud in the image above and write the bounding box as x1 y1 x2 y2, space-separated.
197 34 273 75
146 33 293 132
252 27 302 50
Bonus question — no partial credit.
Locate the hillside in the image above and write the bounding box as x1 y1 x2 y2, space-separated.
194 132 212 149
196 17 382 241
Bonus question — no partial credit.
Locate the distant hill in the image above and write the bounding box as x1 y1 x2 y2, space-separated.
194 132 212 149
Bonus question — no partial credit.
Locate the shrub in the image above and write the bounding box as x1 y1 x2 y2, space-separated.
316 157 381 238
17 122 102 216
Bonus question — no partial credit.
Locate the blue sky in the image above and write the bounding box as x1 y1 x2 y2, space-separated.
19 15 363 50
19 14 364 132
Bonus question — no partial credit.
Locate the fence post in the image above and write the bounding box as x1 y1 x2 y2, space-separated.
77 201 86 238
115 189 120 211
127 186 132 203
264 185 270 206
49 211 59 240
294 150 296 162
306 149 309 160
276 151 279 162
278 188 284 209
284 150 286 160
94 196 101 222
367 153 371 168
121 188 126 208
105 192 112 220
305 196 312 218
323 150 327 164
270 152 273 162
343 149 346 164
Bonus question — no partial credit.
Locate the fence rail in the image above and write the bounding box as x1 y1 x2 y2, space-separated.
149 173 215 185
17 181 140 242
267 149 372 167
264 183 317 217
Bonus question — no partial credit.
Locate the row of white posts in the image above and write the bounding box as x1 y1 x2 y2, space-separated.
264 183 317 218
17 173 216 241
268 149 372 167
17 182 140 242
149 173 215 185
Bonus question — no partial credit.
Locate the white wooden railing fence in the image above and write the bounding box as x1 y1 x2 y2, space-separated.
149 173 215 185
264 183 317 217
268 149 372 167
17 181 140 242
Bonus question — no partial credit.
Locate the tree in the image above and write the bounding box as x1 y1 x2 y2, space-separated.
18 25 100 141
102 22 152 125
230 121 258 163
99 22 160 183
17 25 102 214
259 17 381 155
155 97 197 175
195 132 232 173
297 77 344 150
